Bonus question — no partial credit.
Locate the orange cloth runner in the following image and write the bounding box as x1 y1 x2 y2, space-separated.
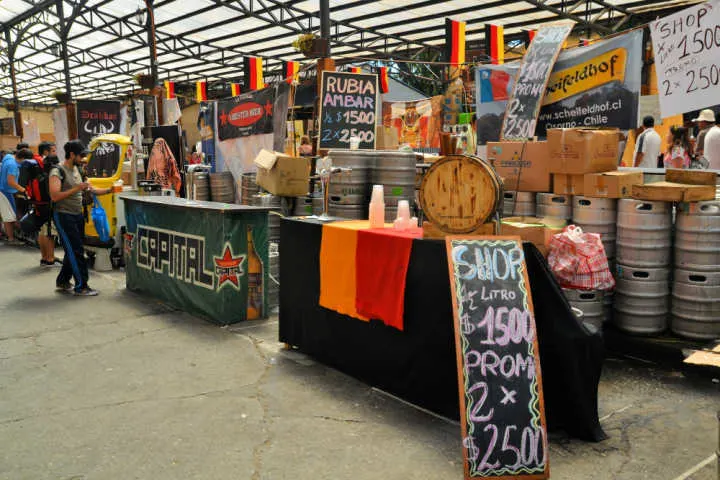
355 227 423 331
319 220 371 320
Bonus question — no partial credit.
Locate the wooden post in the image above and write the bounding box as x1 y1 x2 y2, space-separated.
66 103 78 140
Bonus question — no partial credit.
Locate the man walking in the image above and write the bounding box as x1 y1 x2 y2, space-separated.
0 147 32 245
49 140 112 296
692 109 716 159
29 141 61 266
633 116 662 168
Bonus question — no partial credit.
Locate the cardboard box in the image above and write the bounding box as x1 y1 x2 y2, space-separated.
583 171 643 199
376 126 399 150
254 149 311 196
547 128 619 174
486 141 552 192
501 216 564 256
553 174 585 195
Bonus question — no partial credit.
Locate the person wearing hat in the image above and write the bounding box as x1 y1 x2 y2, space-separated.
48 140 112 296
703 111 720 170
692 109 716 160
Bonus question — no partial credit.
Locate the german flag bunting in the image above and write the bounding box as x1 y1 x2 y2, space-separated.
230 83 241 96
164 81 175 99
523 30 536 47
379 66 389 94
196 81 207 102
284 60 300 84
485 24 504 65
244 57 264 91
445 19 466 66
349 66 362 74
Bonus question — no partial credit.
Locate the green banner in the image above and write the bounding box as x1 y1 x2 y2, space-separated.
123 198 269 324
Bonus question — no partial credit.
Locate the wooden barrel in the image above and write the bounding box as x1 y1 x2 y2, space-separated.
419 155 502 234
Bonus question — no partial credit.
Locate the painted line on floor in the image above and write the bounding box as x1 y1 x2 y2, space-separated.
371 387 460 427
671 453 716 480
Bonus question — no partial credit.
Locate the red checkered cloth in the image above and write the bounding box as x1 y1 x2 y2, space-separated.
548 225 615 291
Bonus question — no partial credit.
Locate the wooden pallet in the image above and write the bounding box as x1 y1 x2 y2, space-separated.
632 181 716 202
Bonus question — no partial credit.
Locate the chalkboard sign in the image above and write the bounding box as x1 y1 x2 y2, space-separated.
446 236 548 480
501 23 574 140
318 71 378 150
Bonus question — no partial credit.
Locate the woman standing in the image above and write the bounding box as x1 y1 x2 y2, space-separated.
663 126 692 169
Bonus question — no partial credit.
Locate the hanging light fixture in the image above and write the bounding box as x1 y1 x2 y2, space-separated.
50 44 59 57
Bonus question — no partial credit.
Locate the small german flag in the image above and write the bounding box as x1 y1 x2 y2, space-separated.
244 57 264 91
196 81 207 102
485 24 504 65
445 19 466 66
164 81 175 99
284 60 300 84
580 39 591 47
379 66 389 94
524 30 536 47
230 83 241 96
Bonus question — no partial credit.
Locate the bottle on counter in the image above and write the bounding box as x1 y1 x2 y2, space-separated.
246 226 263 320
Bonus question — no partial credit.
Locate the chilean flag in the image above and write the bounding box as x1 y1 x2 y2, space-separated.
478 68 511 103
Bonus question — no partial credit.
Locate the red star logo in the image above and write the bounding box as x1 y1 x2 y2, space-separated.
214 244 245 290
220 111 229 126
263 101 273 116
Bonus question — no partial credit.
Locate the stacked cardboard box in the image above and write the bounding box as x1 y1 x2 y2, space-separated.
547 128 643 199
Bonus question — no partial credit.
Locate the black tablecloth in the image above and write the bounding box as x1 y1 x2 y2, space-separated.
279 217 606 442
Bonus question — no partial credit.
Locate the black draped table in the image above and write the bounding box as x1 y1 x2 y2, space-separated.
279 217 607 441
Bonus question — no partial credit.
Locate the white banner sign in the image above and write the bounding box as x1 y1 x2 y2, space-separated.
651 0 720 117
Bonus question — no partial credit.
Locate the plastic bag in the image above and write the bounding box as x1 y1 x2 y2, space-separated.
91 194 110 243
548 225 615 291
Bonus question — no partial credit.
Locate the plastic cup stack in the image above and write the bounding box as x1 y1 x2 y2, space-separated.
369 185 385 228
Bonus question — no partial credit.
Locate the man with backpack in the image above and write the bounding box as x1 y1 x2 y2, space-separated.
26 142 62 266
49 140 112 296
0 147 32 245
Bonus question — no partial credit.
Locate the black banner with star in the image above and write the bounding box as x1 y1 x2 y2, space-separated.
217 87 275 141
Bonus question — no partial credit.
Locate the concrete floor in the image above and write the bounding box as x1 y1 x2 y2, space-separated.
0 244 718 480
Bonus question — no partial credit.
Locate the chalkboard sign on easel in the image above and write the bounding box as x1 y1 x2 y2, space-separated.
446 237 549 480
318 71 378 150
501 23 574 141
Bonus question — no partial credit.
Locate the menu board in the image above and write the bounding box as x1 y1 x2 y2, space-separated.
446 237 548 480
501 23 574 140
318 71 378 150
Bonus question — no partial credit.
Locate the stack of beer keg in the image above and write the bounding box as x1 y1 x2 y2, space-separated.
502 192 535 217
252 193 282 310
372 150 417 222
673 201 720 340
572 196 618 321
535 193 572 222
327 150 373 219
240 173 259 205
209 171 235 203
613 200 673 335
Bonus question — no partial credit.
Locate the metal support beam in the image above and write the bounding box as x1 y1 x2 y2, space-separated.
4 29 22 138
56 0 73 103
144 0 159 83
320 0 330 55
